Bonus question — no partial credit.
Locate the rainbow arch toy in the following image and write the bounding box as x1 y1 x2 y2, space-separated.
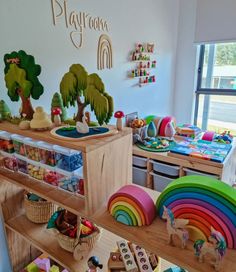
156 175 236 249
108 185 156 226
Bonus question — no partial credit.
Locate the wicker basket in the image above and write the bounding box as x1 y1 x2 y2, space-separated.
24 194 57 223
55 220 101 260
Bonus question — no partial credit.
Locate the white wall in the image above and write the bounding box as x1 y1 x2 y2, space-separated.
0 0 180 122
173 0 198 124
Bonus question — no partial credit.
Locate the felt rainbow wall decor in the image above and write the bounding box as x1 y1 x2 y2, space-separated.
108 185 156 226
156 176 236 249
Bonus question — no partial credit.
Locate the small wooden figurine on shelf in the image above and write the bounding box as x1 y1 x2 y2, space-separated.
194 227 227 271
87 256 103 272
114 111 125 131
162 206 189 249
52 107 62 126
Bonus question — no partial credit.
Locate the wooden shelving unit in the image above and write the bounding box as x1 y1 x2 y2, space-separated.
5 213 122 272
0 122 235 272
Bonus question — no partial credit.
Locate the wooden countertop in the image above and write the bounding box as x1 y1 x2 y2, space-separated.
0 122 132 153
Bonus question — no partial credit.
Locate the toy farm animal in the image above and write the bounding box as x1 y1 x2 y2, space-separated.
194 227 226 271
162 206 189 249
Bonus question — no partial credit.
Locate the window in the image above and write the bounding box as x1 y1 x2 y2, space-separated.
194 43 236 135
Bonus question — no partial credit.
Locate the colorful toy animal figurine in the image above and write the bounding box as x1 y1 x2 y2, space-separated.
162 206 189 249
194 227 227 271
87 256 103 272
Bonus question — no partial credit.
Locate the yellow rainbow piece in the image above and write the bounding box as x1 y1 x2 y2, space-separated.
186 225 207 242
109 196 146 225
110 201 143 226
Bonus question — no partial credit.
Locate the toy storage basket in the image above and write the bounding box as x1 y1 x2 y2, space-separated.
55 218 101 260
24 194 57 223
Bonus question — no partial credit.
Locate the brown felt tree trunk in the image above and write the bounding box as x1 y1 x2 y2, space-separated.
75 96 86 122
17 88 34 120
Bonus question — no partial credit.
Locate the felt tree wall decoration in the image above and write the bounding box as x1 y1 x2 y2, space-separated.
60 64 113 125
0 100 11 120
4 50 44 120
51 92 67 122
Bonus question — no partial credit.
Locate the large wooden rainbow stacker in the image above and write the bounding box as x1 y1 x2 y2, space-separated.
156 176 236 249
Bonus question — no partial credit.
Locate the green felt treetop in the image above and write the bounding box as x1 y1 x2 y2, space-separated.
60 64 113 125
4 50 44 120
0 100 11 120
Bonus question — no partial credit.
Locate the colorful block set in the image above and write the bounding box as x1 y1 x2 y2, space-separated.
108 185 156 226
156 175 236 249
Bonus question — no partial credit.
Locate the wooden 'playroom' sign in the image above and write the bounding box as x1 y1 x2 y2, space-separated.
51 0 110 49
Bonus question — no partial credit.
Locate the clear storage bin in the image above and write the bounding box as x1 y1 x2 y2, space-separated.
0 151 17 171
54 145 83 172
57 168 84 195
0 131 14 153
43 165 59 187
24 138 41 161
27 160 45 180
38 142 56 166
11 134 26 156
15 153 28 174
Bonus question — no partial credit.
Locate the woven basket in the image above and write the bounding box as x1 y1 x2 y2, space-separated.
56 220 101 260
24 194 57 223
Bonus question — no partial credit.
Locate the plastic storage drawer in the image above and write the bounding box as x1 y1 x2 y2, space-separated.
183 168 219 179
0 131 14 153
132 155 147 168
151 172 174 192
151 160 179 177
11 134 26 156
132 166 147 187
0 151 18 171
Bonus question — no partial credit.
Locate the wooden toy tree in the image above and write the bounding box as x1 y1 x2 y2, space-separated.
51 92 67 122
60 64 113 125
4 50 44 120
0 100 11 120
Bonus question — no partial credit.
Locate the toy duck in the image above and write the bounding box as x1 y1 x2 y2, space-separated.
76 115 89 134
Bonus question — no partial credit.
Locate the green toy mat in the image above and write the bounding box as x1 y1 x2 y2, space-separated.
136 138 174 152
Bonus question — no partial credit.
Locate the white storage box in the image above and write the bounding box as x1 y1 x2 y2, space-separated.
183 168 219 179
151 160 179 177
132 155 147 168
151 171 174 192
133 166 147 187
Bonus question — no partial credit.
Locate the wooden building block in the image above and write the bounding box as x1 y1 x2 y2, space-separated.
117 240 138 272
131 243 153 272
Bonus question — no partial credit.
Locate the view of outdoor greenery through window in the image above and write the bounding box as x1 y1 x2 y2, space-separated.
197 43 236 135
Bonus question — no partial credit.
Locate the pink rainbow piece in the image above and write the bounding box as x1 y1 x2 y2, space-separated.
108 185 156 226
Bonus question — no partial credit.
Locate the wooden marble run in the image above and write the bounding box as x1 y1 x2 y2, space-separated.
156 175 236 249
108 185 156 226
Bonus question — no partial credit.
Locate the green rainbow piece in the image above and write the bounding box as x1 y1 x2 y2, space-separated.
157 187 235 214
113 205 138 226
156 175 236 210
